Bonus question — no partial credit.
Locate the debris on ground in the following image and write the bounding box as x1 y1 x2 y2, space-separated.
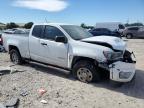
38 88 47 96
5 98 19 108
0 66 25 75
20 89 29 97
40 100 48 104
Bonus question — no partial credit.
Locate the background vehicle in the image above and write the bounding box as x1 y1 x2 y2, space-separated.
95 22 125 34
89 28 121 38
2 23 136 83
4 28 30 34
123 26 144 39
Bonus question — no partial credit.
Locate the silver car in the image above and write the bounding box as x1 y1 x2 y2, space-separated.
123 26 144 39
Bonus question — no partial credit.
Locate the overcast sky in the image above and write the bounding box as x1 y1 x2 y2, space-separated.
0 0 144 25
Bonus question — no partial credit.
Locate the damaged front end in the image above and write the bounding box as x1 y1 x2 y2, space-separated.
109 50 136 82
99 50 136 82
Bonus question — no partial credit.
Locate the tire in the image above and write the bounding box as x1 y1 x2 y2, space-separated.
10 49 23 65
72 60 100 83
126 34 133 39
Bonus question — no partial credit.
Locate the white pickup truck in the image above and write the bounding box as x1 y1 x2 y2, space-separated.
2 23 136 83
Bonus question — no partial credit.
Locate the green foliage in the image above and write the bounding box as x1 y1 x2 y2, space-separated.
80 23 94 29
6 22 19 29
24 22 34 29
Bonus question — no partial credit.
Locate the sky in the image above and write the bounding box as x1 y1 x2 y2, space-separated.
0 0 144 26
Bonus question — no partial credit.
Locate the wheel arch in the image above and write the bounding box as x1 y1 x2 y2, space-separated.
9 45 21 55
71 56 98 68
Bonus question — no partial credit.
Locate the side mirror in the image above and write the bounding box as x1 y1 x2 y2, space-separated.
55 36 67 43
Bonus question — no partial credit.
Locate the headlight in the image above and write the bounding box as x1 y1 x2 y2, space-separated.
103 51 123 60
103 51 113 60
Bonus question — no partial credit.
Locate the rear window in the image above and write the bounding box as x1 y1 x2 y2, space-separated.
32 25 44 38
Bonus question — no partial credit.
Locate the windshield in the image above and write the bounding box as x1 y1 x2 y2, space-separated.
61 25 93 40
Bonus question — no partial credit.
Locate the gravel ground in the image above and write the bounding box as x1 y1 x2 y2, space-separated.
0 39 144 108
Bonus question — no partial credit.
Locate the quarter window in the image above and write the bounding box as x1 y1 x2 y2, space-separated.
128 27 139 30
32 25 44 38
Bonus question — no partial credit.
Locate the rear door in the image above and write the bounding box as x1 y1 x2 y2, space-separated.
29 25 46 62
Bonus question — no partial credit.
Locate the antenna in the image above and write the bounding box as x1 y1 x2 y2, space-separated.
45 18 48 23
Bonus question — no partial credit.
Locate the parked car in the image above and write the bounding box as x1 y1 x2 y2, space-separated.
95 22 125 34
89 28 121 38
123 26 144 39
2 23 136 83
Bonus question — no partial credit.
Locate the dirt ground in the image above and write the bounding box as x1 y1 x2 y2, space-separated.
0 38 144 108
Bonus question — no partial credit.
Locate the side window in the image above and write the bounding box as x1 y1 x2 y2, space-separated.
128 27 139 31
44 26 64 40
94 29 101 32
32 25 44 38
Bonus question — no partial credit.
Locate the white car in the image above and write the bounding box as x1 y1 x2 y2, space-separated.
2 23 136 83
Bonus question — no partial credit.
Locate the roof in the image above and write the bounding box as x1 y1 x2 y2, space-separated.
34 23 74 26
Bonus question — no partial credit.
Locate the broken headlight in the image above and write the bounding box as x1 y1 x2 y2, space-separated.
103 51 123 60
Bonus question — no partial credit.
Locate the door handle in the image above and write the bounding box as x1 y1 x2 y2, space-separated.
41 43 47 46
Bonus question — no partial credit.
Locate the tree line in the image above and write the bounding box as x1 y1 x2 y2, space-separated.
5 22 34 29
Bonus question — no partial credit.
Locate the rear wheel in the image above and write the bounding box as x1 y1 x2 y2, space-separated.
126 34 133 39
72 60 100 83
10 49 23 65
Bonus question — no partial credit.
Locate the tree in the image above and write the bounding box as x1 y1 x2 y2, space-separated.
24 22 34 29
81 23 86 28
6 22 19 29
80 23 94 29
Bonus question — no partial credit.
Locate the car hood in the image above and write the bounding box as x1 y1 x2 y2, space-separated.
81 35 126 51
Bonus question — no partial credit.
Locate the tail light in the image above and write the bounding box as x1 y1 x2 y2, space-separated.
0 35 3 45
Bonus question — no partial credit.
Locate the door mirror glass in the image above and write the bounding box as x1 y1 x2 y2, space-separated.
55 36 67 43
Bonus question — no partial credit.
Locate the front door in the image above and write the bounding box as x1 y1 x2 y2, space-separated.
40 25 69 68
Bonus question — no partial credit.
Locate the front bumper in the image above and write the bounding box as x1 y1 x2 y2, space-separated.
109 61 136 82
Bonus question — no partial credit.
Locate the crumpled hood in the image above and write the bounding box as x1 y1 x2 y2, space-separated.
82 36 126 51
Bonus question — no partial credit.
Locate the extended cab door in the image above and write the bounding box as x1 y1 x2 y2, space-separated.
40 25 69 68
29 25 46 62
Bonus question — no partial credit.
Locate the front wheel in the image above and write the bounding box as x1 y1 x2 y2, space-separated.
10 49 23 65
72 60 100 83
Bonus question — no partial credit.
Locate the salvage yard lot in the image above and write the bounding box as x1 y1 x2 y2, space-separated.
0 39 144 108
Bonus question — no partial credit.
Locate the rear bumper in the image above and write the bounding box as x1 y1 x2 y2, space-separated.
109 61 136 82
